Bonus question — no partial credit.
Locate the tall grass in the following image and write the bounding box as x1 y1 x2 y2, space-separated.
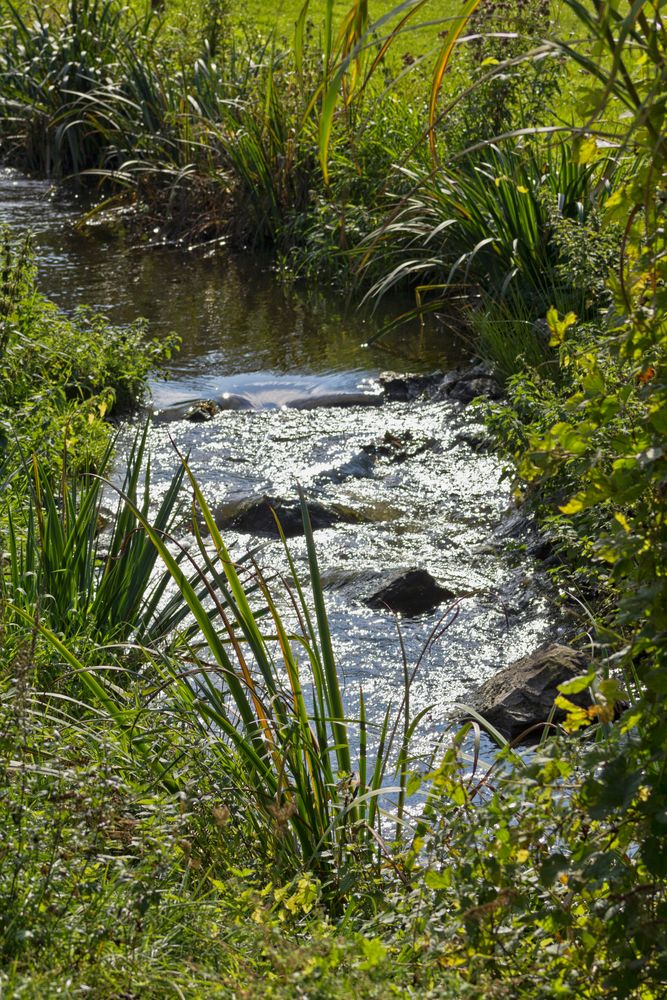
0 0 160 176
4 435 470 898
0 1 491 249
2 428 188 643
366 141 614 309
117 459 435 890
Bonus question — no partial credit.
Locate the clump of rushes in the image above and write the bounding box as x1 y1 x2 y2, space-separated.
102 464 463 900
0 2 474 254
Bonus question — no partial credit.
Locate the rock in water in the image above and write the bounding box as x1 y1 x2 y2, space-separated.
378 371 443 402
365 569 456 616
469 644 590 742
213 496 368 538
186 399 220 422
432 363 503 403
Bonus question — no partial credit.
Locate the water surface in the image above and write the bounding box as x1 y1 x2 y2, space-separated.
1 167 561 761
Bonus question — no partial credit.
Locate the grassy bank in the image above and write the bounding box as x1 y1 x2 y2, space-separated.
1 1 667 997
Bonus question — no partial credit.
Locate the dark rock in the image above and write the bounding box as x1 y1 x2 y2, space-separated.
213 496 368 538
378 371 443 402
365 569 456 616
468 644 590 742
433 363 503 404
447 375 503 403
362 430 436 464
186 399 220 423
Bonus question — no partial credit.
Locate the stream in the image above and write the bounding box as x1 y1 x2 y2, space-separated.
1 167 562 760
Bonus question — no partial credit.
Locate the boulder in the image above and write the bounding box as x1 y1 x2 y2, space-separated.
469 644 590 742
378 371 443 402
365 569 456 616
213 496 368 538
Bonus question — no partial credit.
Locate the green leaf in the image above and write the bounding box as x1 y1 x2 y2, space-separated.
547 307 577 346
425 869 452 890
572 135 598 165
558 671 596 696
360 937 387 968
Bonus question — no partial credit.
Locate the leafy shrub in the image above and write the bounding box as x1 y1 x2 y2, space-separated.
0 230 178 477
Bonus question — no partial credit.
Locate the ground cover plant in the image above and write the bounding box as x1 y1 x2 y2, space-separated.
0 229 176 482
1 0 667 997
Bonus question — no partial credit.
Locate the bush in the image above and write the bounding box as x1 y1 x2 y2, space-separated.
0 230 178 478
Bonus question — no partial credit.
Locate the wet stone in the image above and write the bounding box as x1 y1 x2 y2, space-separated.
362 430 437 464
288 391 382 410
378 371 444 402
433 363 503 404
365 569 457 616
213 495 369 538
186 399 220 423
468 644 590 743
447 375 503 403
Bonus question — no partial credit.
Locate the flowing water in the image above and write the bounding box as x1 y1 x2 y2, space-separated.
1 167 562 759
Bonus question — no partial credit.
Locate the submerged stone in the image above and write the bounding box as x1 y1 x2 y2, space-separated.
288 391 382 410
314 450 377 485
362 430 437 464
213 495 369 538
365 569 456 616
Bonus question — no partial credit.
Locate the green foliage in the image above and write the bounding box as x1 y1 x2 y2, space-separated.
363 137 615 376
1 431 194 646
2 2 667 997
0 230 177 479
513 0 667 659
442 0 563 153
0 0 159 177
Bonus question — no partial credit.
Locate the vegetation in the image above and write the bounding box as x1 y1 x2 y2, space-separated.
1 0 667 997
